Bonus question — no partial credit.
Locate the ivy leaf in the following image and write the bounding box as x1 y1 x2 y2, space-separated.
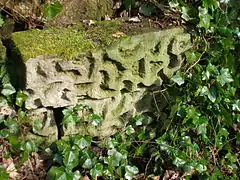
181 6 192 21
195 163 207 173
47 166 68 180
171 71 185 86
216 68 233 86
183 106 201 124
5 119 20 135
1 83 16 97
82 158 94 169
73 104 83 111
139 4 155 16
125 165 139 180
105 149 124 167
232 100 240 111
173 157 186 167
24 140 38 153
79 150 95 169
216 128 229 148
62 108 79 124
199 7 212 30
126 125 135 135
203 63 219 80
74 136 92 149
220 37 235 50
203 0 219 10
200 86 217 102
63 149 79 170
56 139 71 153
16 90 28 107
89 114 102 126
169 0 179 8
197 123 207 135
185 50 201 64
0 96 8 107
43 1 63 21
135 143 146 156
90 163 103 178
193 116 208 126
106 138 118 149
134 115 144 126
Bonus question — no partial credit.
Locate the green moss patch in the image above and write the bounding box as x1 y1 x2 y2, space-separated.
11 21 126 62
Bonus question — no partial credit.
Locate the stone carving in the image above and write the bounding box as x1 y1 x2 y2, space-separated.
11 25 191 139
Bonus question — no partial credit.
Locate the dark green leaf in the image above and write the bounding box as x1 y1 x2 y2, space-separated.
173 157 186 167
125 165 138 180
139 4 155 16
47 166 68 180
24 140 38 153
16 90 28 107
5 118 20 135
90 163 103 177
63 149 79 170
73 104 83 111
185 50 201 64
199 7 212 30
135 143 146 156
217 68 233 86
1 83 16 97
197 123 207 135
56 139 71 153
62 113 78 125
195 164 207 173
89 113 102 126
126 125 135 135
82 158 94 169
0 96 8 107
171 71 185 86
105 149 124 167
79 149 95 169
74 136 92 149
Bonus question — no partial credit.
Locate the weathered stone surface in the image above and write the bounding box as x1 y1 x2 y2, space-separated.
27 108 58 142
49 0 114 26
11 23 191 138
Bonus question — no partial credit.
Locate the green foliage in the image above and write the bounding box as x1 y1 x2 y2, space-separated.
47 107 138 179
43 1 63 21
0 15 4 27
61 104 102 126
0 167 9 179
0 0 240 179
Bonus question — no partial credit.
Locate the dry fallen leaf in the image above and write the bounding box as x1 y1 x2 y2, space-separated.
112 32 126 37
3 157 19 180
163 170 180 180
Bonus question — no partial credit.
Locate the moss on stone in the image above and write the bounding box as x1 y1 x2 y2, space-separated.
11 21 125 62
